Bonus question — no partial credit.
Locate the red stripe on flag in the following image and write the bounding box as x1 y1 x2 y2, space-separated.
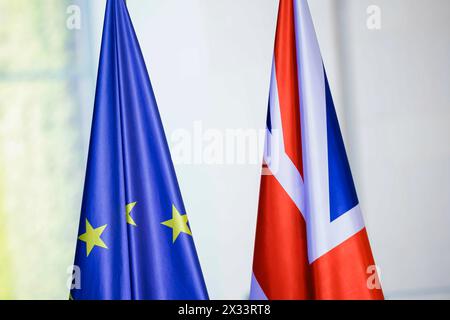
274 0 303 176
311 228 384 300
252 174 312 299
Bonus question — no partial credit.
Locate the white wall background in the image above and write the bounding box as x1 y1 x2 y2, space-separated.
84 0 450 299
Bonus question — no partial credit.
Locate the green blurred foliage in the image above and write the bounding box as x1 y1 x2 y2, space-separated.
0 0 87 299
0 0 68 74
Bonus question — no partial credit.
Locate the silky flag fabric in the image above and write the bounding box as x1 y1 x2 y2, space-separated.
250 0 384 300
71 0 208 300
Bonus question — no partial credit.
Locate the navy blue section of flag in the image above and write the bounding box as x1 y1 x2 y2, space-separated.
324 70 359 222
71 0 208 300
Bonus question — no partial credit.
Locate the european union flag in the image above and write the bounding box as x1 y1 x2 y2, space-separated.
71 0 208 300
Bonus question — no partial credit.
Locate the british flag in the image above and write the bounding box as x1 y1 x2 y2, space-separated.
250 0 384 300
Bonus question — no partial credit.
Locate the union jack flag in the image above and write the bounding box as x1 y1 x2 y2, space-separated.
250 0 384 300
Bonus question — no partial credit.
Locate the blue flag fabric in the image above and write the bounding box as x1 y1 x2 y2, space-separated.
71 0 208 300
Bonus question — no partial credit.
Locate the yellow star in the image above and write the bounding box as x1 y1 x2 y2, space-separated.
126 201 137 226
78 218 108 256
161 205 192 243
